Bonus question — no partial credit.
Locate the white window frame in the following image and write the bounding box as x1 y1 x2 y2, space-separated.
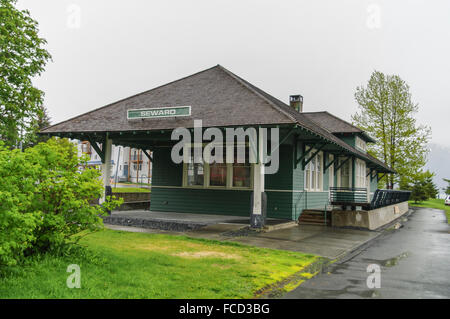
328 154 334 188
304 147 324 192
337 158 352 188
355 159 366 188
355 136 367 152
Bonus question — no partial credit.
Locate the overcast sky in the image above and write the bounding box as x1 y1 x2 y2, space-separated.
18 0 450 147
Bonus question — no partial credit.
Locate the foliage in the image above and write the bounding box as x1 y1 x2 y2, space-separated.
23 105 51 148
0 0 51 148
410 180 428 203
443 178 450 195
352 71 431 188
0 229 318 298
405 170 438 203
0 146 42 266
0 138 122 267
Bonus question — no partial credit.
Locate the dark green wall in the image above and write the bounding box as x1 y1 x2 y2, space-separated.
150 141 331 221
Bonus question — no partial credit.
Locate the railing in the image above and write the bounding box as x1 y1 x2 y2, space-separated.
370 189 411 209
329 187 368 205
329 187 411 210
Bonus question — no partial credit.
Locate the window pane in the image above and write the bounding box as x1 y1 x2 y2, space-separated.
232 144 251 188
187 162 204 186
233 165 250 187
305 169 310 189
210 164 227 186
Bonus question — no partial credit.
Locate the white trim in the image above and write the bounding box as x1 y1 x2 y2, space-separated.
304 148 324 192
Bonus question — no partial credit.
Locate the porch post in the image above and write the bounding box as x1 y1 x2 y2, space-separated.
100 136 112 204
251 127 266 228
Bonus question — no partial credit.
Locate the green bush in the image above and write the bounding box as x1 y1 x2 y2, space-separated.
0 138 122 267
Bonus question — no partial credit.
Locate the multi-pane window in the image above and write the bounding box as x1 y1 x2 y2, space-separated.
328 154 334 187
339 158 351 188
183 144 252 189
355 159 366 188
304 148 323 191
209 149 227 187
356 137 367 152
232 145 251 188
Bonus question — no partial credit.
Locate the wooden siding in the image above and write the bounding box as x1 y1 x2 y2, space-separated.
150 140 331 221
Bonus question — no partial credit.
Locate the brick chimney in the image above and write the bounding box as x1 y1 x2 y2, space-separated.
289 95 303 112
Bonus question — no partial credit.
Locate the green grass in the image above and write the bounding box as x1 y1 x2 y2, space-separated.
0 229 317 299
112 187 150 193
409 198 450 224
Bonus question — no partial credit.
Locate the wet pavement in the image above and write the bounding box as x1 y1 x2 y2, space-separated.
284 207 450 299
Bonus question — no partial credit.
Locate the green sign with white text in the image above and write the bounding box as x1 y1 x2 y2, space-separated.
127 106 191 120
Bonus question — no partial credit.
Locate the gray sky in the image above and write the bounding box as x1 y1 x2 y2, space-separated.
18 0 450 147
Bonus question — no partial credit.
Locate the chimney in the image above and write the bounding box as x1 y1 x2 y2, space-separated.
289 95 303 112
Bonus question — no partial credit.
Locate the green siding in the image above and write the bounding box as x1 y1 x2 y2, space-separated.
265 145 293 190
151 187 251 216
152 147 183 186
150 139 331 221
266 191 293 219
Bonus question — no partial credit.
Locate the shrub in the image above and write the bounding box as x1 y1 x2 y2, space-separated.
0 138 122 266
0 148 41 266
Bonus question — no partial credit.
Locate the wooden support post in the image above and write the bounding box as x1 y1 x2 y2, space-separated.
251 127 265 228
100 136 112 204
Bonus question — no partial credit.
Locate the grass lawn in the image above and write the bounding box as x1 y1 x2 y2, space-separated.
112 187 150 193
0 229 318 299
409 198 450 224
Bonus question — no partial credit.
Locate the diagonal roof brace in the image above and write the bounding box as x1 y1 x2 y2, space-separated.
141 149 153 162
334 156 351 174
86 135 105 163
302 144 327 170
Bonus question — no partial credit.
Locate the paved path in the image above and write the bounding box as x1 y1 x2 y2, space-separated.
285 207 450 299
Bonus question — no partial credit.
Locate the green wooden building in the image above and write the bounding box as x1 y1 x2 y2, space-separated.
41 65 394 226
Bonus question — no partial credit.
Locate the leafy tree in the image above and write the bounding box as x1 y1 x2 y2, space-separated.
0 138 122 267
352 71 431 188
0 0 51 148
23 104 51 148
444 178 450 196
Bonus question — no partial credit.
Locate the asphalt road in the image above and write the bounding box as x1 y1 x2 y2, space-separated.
285 207 450 299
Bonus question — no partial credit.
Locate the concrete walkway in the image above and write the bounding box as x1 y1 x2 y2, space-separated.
284 207 450 299
228 225 380 260
105 212 382 260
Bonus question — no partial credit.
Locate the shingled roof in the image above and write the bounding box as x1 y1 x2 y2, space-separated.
302 111 376 142
41 65 393 173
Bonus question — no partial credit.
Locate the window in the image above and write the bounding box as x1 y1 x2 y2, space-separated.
182 144 252 189
355 159 366 188
328 154 334 187
356 137 367 152
187 162 204 186
304 147 323 191
232 145 251 188
339 158 351 188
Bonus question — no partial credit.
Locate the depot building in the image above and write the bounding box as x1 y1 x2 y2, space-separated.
41 65 397 228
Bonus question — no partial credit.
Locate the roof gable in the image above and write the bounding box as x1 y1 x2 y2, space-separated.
41 65 294 133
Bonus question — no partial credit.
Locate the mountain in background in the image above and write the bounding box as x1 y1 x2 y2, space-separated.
425 143 450 198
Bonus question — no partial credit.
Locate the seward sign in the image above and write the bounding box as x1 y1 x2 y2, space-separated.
127 106 191 120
